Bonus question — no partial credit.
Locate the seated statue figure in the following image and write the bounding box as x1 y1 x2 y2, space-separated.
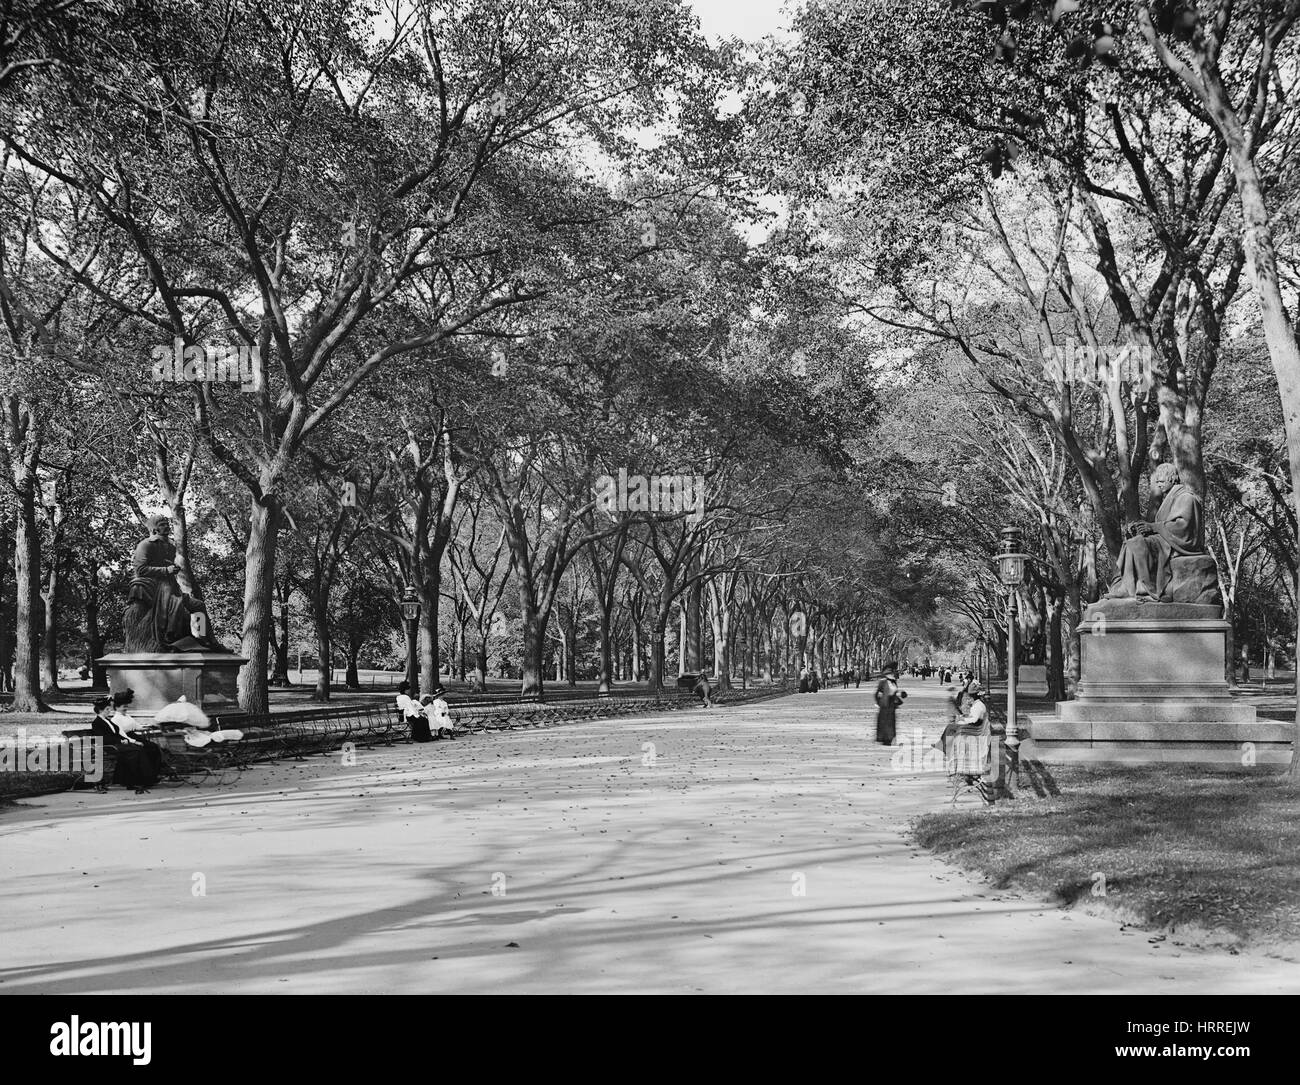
122 514 222 652
1104 464 1219 605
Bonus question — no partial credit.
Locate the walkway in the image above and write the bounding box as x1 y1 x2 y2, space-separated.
2 680 1296 993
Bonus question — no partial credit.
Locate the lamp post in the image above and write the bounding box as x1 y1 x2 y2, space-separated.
996 527 1028 751
401 585 421 699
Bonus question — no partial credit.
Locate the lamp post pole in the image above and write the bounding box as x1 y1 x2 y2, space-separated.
1006 588 1019 750
402 585 421 699
995 528 1028 754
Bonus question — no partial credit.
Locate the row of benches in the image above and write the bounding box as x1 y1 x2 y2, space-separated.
58 683 791 783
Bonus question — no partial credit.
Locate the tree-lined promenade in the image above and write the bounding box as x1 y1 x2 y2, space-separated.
4 683 1296 994
1 0 1299 782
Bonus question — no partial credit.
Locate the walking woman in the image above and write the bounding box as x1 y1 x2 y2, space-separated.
874 661 906 745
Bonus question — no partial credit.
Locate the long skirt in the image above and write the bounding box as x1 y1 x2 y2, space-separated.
113 740 162 789
409 715 433 743
876 704 897 745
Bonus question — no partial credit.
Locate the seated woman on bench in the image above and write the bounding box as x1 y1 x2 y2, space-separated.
421 685 457 739
397 681 432 743
90 694 162 794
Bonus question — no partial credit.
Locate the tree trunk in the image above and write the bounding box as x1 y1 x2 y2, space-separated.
712 601 731 690
85 591 107 689
0 514 13 693
40 558 59 692
565 615 576 686
677 604 687 676
1047 593 1066 701
237 497 279 714
520 609 545 696
649 608 669 691
11 483 45 711
686 572 703 671
417 578 438 694
311 594 331 701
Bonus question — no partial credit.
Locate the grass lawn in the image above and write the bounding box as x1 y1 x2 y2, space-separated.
913 764 1300 956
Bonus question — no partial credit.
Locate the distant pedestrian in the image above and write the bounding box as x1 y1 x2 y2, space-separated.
798 665 810 694
875 661 905 745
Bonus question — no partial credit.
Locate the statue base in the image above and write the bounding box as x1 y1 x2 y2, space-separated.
96 652 248 714
1016 664 1049 697
1023 615 1287 767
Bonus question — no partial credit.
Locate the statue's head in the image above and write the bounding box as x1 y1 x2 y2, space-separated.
146 514 173 537
1151 463 1179 496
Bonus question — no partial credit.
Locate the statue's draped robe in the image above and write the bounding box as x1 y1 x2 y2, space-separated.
124 537 192 652
1107 484 1204 600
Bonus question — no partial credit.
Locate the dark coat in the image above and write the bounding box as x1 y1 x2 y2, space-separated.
875 676 902 744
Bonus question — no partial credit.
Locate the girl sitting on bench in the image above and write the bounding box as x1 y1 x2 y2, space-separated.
421 685 456 738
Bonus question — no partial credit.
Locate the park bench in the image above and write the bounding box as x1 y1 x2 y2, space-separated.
944 705 1019 806
946 724 990 805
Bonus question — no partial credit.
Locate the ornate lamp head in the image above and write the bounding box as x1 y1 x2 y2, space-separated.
997 527 1027 587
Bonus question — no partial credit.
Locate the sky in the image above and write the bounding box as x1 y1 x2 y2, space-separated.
690 0 796 44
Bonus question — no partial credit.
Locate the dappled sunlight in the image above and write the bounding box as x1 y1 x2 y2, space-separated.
3 687 1294 993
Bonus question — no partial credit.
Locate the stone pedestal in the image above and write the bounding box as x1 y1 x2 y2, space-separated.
1016 664 1049 697
96 652 248 714
1026 613 1288 766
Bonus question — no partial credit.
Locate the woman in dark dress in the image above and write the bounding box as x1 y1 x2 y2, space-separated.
874 661 905 745
90 693 162 793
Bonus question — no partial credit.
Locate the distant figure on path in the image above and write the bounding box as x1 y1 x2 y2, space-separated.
799 665 810 694
875 661 905 745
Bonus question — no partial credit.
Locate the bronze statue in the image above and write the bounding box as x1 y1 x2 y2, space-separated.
122 515 220 652
1103 464 1219 605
